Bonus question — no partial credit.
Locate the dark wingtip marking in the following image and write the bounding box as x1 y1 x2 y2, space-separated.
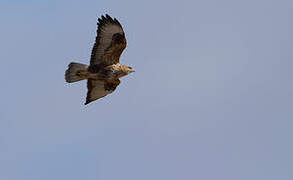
105 14 111 19
97 14 122 28
101 15 107 22
85 95 92 105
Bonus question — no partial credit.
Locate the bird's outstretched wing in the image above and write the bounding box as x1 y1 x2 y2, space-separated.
89 14 126 72
85 79 120 105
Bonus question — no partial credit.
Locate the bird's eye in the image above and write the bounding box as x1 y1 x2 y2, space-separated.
128 66 132 69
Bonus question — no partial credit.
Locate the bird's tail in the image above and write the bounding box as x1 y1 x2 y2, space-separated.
65 62 89 83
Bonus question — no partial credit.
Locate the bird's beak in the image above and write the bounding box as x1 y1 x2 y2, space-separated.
130 69 135 73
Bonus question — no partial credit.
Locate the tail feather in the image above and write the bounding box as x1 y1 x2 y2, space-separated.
65 62 89 83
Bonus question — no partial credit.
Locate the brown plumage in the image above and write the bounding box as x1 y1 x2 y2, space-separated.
65 14 134 105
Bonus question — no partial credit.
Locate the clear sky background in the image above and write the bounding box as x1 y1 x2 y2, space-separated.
0 0 292 180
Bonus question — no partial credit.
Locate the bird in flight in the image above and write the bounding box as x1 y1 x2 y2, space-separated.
65 14 134 105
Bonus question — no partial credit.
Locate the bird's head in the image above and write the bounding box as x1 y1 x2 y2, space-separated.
116 64 135 78
121 65 135 74
126 66 135 74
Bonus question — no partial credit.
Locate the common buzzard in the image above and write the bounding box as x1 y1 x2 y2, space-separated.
65 14 134 105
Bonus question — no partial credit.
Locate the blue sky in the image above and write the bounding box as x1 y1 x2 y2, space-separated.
1 0 292 180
